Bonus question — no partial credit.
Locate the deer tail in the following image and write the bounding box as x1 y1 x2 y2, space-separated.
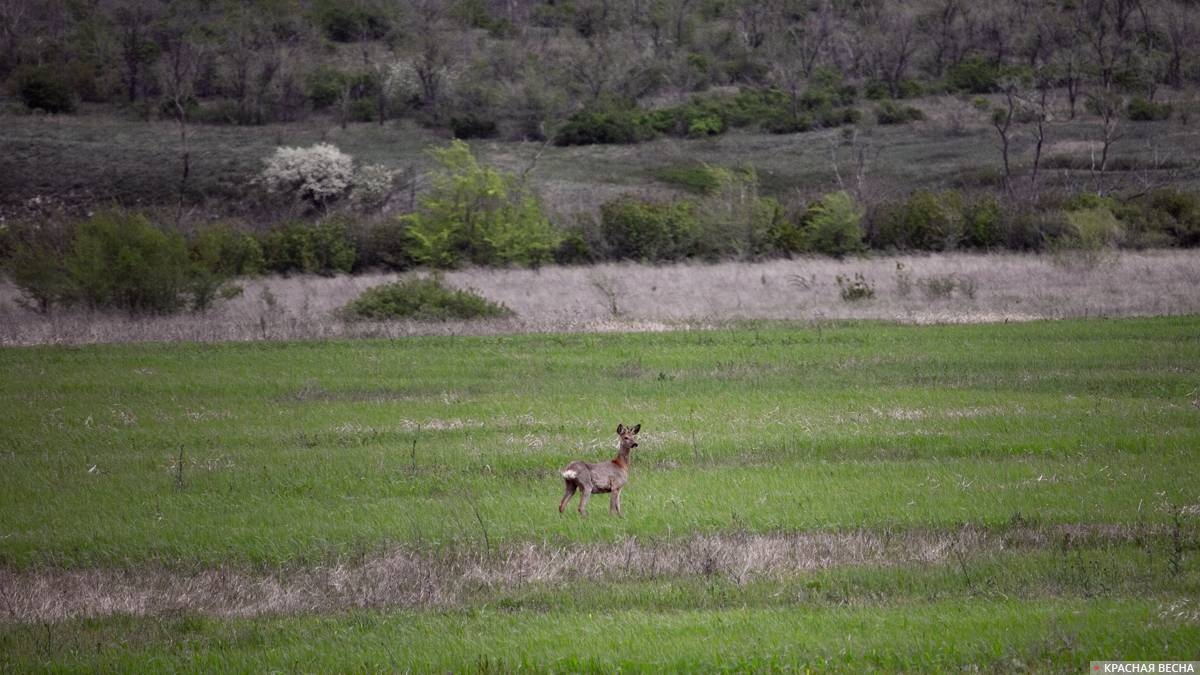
561 469 578 480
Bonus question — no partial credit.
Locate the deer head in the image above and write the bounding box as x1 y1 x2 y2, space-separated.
617 423 640 451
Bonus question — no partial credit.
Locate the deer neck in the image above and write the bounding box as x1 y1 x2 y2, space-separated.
612 446 631 469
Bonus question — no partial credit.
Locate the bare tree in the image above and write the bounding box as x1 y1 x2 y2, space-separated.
110 0 162 103
1089 88 1125 175
866 6 919 99
1159 3 1199 89
156 10 207 216
991 82 1021 196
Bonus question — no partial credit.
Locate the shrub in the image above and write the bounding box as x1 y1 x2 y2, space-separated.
653 163 725 195
1 220 75 313
945 56 1001 94
961 195 1004 249
1127 97 1171 122
260 220 357 275
190 224 264 277
875 100 925 125
404 140 558 267
871 190 964 251
554 106 654 145
802 191 865 258
356 220 411 271
260 143 354 207
553 231 595 265
450 115 499 139
693 167 782 260
65 211 205 314
342 276 513 321
1138 188 1200 247
600 197 697 262
7 64 75 113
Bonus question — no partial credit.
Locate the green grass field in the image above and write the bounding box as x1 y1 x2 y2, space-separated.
2 317 1199 671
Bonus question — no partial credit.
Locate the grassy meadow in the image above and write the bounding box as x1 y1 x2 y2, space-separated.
1 316 1199 671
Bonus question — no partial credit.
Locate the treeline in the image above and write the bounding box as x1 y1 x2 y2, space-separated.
3 141 1197 315
3 0 1198 138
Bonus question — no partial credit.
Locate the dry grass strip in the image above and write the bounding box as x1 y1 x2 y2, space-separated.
2 251 1199 345
0 524 1166 622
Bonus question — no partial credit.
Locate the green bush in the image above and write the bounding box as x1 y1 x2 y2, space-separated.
342 276 513 321
961 195 1004 250
554 105 655 145
600 197 698 262
1 220 75 313
802 191 865 258
404 140 558 268
945 56 1001 94
692 167 782 260
875 100 925 125
65 212 205 314
7 64 75 113
312 0 391 42
1127 97 1171 122
190 224 264 277
260 220 357 276
871 190 964 251
1140 188 1200 247
653 163 725 195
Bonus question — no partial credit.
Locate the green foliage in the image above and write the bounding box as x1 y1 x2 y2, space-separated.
554 104 656 145
875 101 925 125
961 195 1004 250
553 231 594 265
600 197 698 262
260 220 357 276
1138 188 1200 247
1126 97 1172 121
190 224 264 277
692 166 782 260
945 56 1001 94
802 191 865 258
653 163 725 195
64 211 202 314
7 64 76 113
872 190 965 251
404 140 558 267
341 275 512 321
312 0 391 42
1063 207 1125 250
1 221 74 313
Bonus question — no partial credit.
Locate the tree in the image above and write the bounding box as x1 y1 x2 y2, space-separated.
109 0 162 103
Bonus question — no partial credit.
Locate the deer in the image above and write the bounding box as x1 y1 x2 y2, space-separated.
559 423 640 516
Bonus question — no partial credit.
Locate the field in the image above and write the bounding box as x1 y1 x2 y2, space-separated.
2 316 1199 671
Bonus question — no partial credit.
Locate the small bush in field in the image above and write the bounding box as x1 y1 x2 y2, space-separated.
836 272 875 301
342 276 513 321
872 190 965 251
260 143 354 207
653 163 724 195
2 220 75 313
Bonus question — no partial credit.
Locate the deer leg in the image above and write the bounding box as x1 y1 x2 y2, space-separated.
578 486 591 516
559 482 577 514
610 488 621 516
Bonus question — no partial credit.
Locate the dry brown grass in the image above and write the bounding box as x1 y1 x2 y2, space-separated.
0 524 1161 622
1 250 1198 345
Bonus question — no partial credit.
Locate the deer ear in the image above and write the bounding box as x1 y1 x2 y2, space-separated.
632 424 641 434
616 424 624 434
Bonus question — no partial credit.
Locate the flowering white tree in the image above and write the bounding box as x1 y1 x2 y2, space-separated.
260 143 354 207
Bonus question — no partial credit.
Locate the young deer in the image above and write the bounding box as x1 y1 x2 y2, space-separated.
559 423 641 516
